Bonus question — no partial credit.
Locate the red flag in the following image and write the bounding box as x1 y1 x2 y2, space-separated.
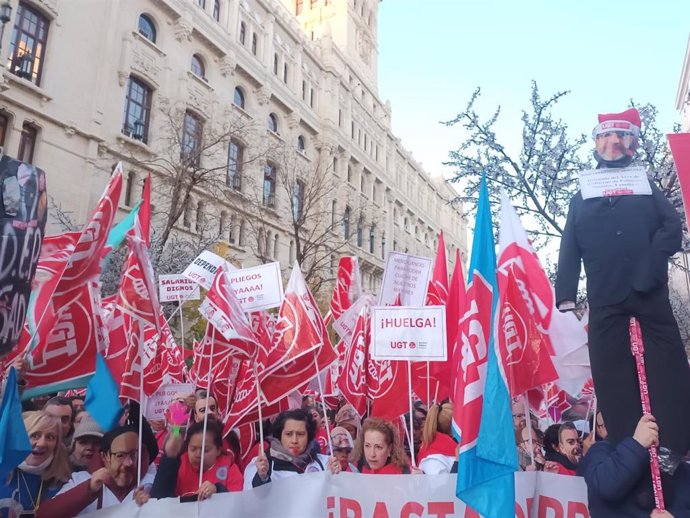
368 358 409 421
328 257 362 323
22 167 122 394
337 307 369 416
198 265 257 359
497 270 558 396
426 231 449 306
438 249 466 403
668 133 690 224
260 263 336 404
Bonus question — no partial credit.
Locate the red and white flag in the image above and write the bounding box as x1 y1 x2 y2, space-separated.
337 307 369 417
199 265 258 359
443 249 467 403
327 257 362 324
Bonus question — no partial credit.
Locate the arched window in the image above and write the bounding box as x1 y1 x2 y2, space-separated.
331 200 337 225
273 53 279 75
233 87 245 108
273 234 279 260
17 123 38 164
289 240 295 263
347 165 352 183
239 22 246 45
381 232 386 259
239 220 246 246
251 33 258 55
258 229 265 255
138 14 156 43
263 162 276 207
369 225 375 254
213 0 220 21
122 76 152 143
265 231 272 258
342 207 351 239
196 201 205 233
292 180 305 221
183 199 192 228
297 135 305 153
283 62 289 83
227 139 243 190
268 113 278 133
181 111 203 165
219 211 227 237
229 214 236 243
191 54 205 78
356 218 363 247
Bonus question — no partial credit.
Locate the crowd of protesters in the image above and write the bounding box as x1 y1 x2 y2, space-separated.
0 354 684 518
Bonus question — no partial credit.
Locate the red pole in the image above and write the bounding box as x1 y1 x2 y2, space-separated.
628 317 665 512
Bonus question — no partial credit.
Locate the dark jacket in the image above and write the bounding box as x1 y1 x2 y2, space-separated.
555 179 681 308
578 437 690 517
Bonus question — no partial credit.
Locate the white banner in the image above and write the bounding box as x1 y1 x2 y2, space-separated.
182 251 235 290
144 382 195 421
83 472 589 518
333 293 376 342
226 262 284 312
158 274 201 303
579 166 651 199
371 306 447 361
378 251 433 307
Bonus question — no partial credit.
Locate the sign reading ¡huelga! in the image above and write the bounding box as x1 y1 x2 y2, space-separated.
158 274 200 302
370 306 447 362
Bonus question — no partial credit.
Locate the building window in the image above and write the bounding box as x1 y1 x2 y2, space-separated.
297 135 305 153
369 225 375 254
227 139 243 190
268 113 278 133
239 22 246 44
296 0 303 14
197 0 206 8
191 54 206 79
356 218 363 247
338 109 342 127
283 63 289 83
183 199 192 227
0 113 8 149
122 77 152 143
124 171 136 206
342 206 351 239
347 165 352 183
138 14 156 43
309 88 315 108
381 232 386 259
213 0 220 21
233 87 245 108
292 180 304 221
289 240 295 263
273 53 279 75
181 111 203 165
9 3 50 86
251 33 257 55
228 214 236 243
239 219 246 246
331 200 336 225
273 234 279 260
17 123 37 164
196 201 205 233
301 80 306 100
263 163 276 207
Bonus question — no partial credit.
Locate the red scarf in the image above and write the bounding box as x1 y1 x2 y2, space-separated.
175 452 243 496
417 433 457 463
361 463 405 475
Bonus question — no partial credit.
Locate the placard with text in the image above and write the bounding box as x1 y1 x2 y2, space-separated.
378 251 432 307
227 262 284 312
579 166 651 199
158 274 201 302
371 306 446 361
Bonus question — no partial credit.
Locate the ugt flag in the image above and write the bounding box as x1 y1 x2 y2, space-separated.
455 177 517 518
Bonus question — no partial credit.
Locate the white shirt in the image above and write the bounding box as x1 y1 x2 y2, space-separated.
243 454 329 491
419 453 455 474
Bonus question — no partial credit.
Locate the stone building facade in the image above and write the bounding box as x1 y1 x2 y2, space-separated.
0 0 467 294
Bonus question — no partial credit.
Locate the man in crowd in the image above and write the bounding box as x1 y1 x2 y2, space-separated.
511 399 527 432
44 396 75 442
37 424 156 517
71 396 85 414
69 415 103 473
516 425 545 471
193 392 220 423
545 422 582 475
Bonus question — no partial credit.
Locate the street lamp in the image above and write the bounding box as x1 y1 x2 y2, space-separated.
0 1 12 63
132 119 145 141
18 52 33 79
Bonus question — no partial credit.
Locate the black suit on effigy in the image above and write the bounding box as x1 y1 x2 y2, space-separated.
555 178 690 456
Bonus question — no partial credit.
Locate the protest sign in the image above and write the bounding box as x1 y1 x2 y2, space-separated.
371 306 447 361
579 166 651 199
82 471 588 518
182 251 235 290
333 293 375 342
227 262 283 311
378 251 432 307
144 382 195 421
158 274 200 303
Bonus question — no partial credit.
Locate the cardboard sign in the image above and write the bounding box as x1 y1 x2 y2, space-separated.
332 293 375 342
371 306 447 361
144 382 195 421
158 274 200 302
182 250 235 290
378 251 433 307
579 166 652 199
227 262 284 311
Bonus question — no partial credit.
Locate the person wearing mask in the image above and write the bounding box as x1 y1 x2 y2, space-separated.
353 418 413 475
545 422 582 475
43 397 74 443
193 393 220 424
335 404 361 441
516 426 546 471
511 399 527 432
579 414 690 517
69 415 103 473
418 402 457 474
330 427 358 473
151 420 242 500
0 411 71 517
244 409 340 489
37 424 156 517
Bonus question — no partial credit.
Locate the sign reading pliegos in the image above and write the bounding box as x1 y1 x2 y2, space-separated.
371 306 446 361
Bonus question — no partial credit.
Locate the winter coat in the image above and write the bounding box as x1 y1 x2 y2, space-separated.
151 452 242 498
418 433 457 474
0 469 63 518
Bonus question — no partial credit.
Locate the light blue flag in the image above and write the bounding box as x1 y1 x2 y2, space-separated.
0 367 32 480
456 176 517 518
85 353 123 432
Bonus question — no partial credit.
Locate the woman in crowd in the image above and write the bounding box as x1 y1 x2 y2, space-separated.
417 402 458 474
353 417 412 474
244 409 340 489
330 427 358 472
306 405 329 454
335 404 361 441
0 411 71 517
151 420 243 500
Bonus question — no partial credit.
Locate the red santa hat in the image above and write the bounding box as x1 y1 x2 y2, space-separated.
592 108 641 138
